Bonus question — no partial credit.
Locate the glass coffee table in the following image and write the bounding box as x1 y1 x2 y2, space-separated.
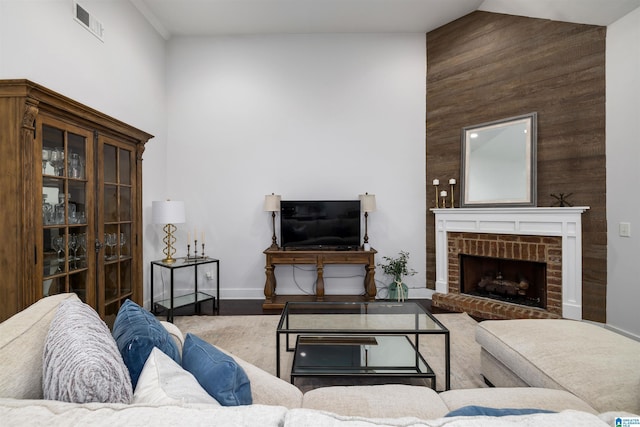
276 301 450 390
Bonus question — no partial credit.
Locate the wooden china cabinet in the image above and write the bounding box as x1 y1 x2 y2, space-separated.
0 80 153 324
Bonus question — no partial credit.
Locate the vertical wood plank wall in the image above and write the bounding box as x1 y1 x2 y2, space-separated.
425 11 607 322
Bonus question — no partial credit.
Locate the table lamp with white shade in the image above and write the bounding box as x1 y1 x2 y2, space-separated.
359 192 376 249
152 200 185 264
264 193 281 249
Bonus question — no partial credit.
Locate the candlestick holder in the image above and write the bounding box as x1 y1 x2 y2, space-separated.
434 185 439 209
441 194 447 208
450 183 455 208
186 240 209 262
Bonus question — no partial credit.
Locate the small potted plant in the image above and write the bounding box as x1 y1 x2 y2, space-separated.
378 251 416 302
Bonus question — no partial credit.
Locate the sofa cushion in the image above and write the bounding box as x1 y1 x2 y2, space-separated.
284 408 610 426
112 299 181 388
0 399 288 427
42 299 132 403
133 347 219 405
0 293 79 399
182 333 252 406
439 387 597 414
302 384 449 419
476 319 640 414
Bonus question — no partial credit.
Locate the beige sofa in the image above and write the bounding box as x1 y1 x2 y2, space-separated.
476 318 640 414
0 293 630 426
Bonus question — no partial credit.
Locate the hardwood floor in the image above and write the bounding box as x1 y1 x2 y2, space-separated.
165 298 436 317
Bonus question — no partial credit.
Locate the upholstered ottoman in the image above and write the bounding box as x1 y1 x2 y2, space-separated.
476 318 640 414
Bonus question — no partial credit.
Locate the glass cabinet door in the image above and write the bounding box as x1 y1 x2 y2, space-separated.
98 135 136 323
39 117 94 305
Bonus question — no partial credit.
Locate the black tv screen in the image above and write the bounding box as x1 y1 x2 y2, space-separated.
280 200 361 249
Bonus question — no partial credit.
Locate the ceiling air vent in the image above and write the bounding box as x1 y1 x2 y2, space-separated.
73 1 104 42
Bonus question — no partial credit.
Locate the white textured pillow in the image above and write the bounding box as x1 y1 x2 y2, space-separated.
42 300 133 403
133 347 220 405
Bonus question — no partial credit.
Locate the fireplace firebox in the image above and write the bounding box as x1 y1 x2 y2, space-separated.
460 254 546 309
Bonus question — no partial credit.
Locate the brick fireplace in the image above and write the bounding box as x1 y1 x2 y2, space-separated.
436 232 562 319
431 207 588 320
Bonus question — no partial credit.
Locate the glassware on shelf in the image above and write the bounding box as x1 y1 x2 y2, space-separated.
54 195 65 225
42 194 53 225
104 233 109 259
68 152 83 179
120 233 126 258
109 233 118 260
78 233 87 268
50 148 65 177
68 234 78 269
52 235 65 263
104 233 117 260
42 148 51 174
68 195 76 224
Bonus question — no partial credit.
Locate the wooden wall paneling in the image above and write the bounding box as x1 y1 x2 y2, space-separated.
426 12 606 322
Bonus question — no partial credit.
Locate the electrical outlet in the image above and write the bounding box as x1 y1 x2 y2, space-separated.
619 222 631 237
205 272 213 280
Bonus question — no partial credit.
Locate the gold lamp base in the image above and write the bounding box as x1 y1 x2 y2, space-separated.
162 223 178 264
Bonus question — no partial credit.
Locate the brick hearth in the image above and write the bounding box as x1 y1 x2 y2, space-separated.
432 232 563 320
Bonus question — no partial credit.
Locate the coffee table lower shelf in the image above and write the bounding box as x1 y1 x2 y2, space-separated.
290 335 436 389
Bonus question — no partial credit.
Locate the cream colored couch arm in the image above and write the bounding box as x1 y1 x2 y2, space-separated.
0 293 80 399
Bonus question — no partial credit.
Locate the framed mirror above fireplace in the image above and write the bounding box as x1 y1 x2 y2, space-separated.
460 112 537 207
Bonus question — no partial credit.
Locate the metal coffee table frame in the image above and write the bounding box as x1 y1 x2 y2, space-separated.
276 301 450 390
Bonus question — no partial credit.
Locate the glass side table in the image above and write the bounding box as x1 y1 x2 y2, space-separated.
151 257 220 322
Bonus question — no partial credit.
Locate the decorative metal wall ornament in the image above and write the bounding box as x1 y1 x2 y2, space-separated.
550 193 573 207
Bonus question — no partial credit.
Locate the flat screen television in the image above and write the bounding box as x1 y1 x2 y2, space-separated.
280 200 361 249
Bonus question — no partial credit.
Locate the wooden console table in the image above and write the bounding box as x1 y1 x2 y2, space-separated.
263 247 377 309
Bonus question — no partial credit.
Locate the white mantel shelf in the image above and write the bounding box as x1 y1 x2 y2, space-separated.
432 207 589 320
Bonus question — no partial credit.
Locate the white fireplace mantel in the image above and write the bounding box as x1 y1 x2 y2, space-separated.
432 207 589 320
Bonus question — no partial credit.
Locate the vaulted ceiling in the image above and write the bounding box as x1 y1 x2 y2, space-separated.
131 0 640 40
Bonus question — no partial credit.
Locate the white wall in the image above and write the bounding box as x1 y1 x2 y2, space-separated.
0 0 168 309
165 34 427 300
606 6 640 339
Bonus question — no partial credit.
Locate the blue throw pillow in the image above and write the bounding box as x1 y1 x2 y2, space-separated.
112 299 181 388
445 406 556 417
182 333 252 406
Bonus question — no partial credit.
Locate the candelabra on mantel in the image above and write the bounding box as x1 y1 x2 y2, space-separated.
432 178 457 209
